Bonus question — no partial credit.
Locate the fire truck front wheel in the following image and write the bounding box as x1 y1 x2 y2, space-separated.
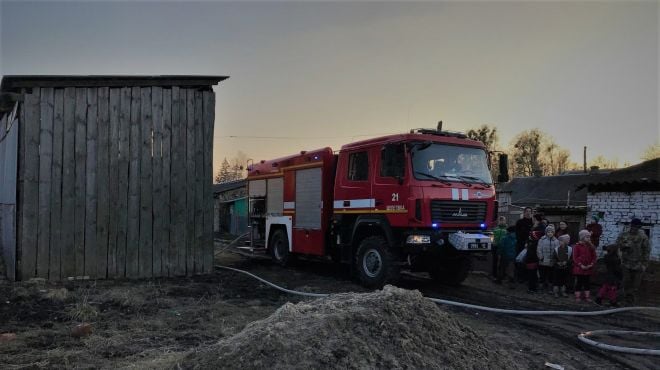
270 229 293 267
355 236 400 288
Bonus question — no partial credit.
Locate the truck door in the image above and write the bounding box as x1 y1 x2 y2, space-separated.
334 149 373 213
373 143 409 227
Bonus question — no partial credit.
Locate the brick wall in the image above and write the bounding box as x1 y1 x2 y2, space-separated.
587 191 660 261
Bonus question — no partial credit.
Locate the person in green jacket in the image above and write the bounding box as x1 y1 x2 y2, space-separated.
492 216 508 278
496 226 517 288
617 218 650 303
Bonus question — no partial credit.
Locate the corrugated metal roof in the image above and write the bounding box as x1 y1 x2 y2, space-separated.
213 180 246 194
498 172 611 206
576 158 660 191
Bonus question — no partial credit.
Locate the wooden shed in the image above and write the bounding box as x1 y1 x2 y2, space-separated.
0 75 227 281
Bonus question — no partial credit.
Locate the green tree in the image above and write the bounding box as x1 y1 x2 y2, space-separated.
466 124 500 180
466 124 499 151
510 129 545 177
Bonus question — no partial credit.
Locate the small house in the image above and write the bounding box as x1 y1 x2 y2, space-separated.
0 75 227 281
578 158 660 260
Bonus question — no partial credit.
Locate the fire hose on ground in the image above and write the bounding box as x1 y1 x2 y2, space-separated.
214 263 660 356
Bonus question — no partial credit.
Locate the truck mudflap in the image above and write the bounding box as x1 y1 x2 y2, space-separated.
448 232 492 251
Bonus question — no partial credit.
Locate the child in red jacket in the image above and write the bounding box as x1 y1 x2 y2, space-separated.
572 230 597 302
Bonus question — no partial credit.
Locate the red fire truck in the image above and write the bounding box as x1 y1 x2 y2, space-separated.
246 125 508 287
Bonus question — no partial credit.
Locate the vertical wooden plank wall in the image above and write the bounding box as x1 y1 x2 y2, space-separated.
50 89 64 280
171 87 186 276
61 88 76 278
20 88 40 280
126 87 141 278
37 88 53 278
151 87 163 277
73 88 87 277
96 87 110 279
138 87 153 278
202 91 215 272
116 87 131 278
16 86 215 280
107 88 120 278
84 89 98 278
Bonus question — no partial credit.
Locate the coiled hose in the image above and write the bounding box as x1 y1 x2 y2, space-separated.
215 264 660 356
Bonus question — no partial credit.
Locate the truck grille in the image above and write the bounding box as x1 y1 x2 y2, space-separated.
430 201 487 223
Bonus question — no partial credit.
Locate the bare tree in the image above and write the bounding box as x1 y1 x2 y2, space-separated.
589 155 619 170
641 144 660 161
215 158 232 183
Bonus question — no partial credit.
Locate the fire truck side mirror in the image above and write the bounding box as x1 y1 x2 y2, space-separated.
497 153 509 183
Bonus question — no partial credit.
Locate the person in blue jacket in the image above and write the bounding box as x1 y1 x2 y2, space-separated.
495 226 517 288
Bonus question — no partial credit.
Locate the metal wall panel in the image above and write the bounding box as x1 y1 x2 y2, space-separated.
295 167 322 229
267 178 284 215
248 179 266 196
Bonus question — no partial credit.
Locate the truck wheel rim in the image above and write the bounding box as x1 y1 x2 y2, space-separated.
363 249 382 278
274 239 285 260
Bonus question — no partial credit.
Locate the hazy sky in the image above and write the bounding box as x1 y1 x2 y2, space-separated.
1 1 658 177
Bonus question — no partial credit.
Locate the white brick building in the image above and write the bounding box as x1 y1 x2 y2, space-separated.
579 159 660 261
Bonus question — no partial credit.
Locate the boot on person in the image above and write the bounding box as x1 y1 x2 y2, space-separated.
575 291 582 302
561 286 568 297
584 290 592 303
553 286 559 298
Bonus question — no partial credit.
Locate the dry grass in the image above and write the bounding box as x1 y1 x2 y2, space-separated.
67 289 98 322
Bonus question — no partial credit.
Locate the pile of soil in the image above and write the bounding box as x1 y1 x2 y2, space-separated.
176 286 522 369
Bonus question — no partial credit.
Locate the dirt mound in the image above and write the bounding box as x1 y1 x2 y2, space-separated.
176 286 522 370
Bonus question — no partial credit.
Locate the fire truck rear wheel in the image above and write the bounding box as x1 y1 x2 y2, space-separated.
270 229 292 267
355 236 399 288
429 257 472 286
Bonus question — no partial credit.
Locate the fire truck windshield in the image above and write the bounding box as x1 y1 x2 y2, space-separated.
411 143 492 185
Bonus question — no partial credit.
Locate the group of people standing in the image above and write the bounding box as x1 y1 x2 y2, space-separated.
491 208 651 305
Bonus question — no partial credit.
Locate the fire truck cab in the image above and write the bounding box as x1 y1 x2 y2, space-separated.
247 127 502 288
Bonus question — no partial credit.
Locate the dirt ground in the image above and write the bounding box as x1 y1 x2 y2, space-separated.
1 238 659 369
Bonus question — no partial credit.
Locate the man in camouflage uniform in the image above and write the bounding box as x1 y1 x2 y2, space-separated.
616 218 650 303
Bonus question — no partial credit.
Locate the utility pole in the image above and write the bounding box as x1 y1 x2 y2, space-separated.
583 146 587 173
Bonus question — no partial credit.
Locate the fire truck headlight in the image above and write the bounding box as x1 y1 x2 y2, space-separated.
406 235 431 244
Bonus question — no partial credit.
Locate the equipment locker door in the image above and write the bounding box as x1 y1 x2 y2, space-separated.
292 167 324 255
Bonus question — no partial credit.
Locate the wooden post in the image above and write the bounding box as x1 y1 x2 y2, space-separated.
37 88 54 278
126 87 141 278
96 87 110 279
21 88 41 280
61 87 76 278
50 88 64 281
